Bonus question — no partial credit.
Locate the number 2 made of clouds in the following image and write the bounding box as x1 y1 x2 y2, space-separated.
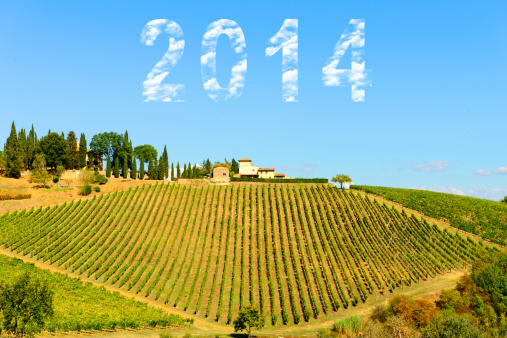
141 19 369 103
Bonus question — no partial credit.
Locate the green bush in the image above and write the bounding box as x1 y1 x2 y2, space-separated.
53 176 59 183
93 172 108 185
159 332 175 338
79 185 92 196
230 177 328 183
331 316 362 334
94 186 100 193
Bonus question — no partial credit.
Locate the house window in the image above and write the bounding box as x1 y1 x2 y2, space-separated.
223 173 226 176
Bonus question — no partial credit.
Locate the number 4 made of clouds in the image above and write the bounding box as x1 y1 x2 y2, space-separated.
323 19 370 102
141 19 185 102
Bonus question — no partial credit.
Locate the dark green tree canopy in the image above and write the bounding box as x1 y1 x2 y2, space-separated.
66 131 79 170
232 306 264 338
89 132 124 160
134 145 157 163
39 132 67 170
0 272 54 337
5 121 21 178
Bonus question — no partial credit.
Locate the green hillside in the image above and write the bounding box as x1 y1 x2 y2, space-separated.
0 254 190 333
0 183 495 326
351 185 507 245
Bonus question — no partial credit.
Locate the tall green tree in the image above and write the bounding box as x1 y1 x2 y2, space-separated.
79 133 87 168
158 155 164 180
17 128 27 171
139 155 144 180
231 158 239 175
171 162 174 180
188 162 192 179
66 131 79 169
5 122 21 178
147 158 154 180
89 132 123 165
106 155 111 178
176 162 180 178
0 273 54 338
26 125 36 170
131 157 137 180
163 145 169 178
39 133 67 170
30 154 51 188
122 154 128 178
114 156 120 178
134 145 157 164
183 163 187 178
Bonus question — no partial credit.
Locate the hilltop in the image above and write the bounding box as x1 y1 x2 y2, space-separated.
0 182 494 329
351 185 507 246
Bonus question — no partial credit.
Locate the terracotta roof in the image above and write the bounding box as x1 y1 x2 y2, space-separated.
274 173 286 177
259 168 275 171
238 158 251 162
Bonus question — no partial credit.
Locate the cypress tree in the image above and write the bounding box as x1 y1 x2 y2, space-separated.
66 131 78 169
148 158 154 180
5 122 20 178
106 155 111 177
131 157 137 180
158 156 164 180
154 158 159 180
122 154 128 178
114 156 120 178
27 125 35 170
183 163 187 178
17 128 27 171
79 133 87 168
176 162 180 178
139 156 144 180
163 145 169 178
171 163 174 180
188 162 192 179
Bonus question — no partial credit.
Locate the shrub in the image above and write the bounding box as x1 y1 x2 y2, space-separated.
94 186 100 193
79 185 92 196
230 177 328 183
93 171 108 185
331 316 362 334
53 176 59 183
159 332 175 338
0 194 31 201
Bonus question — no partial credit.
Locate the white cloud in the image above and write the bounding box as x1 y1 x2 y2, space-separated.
141 20 185 102
467 186 507 201
201 19 246 101
322 19 369 102
412 185 465 196
494 167 507 175
473 169 491 176
266 19 298 102
473 166 507 176
410 160 449 172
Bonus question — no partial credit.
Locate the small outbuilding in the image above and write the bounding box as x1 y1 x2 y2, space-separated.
212 165 230 182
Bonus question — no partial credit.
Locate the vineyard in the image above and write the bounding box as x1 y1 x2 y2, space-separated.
351 185 507 246
0 183 494 326
0 254 190 332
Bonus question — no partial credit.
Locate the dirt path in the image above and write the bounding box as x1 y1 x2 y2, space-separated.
0 249 233 337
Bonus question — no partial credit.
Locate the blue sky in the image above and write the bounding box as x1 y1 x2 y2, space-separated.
0 1 506 200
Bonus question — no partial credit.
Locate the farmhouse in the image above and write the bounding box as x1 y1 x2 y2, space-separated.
211 165 230 182
238 158 290 179
76 145 103 171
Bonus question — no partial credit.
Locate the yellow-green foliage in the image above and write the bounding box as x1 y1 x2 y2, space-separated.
0 254 191 332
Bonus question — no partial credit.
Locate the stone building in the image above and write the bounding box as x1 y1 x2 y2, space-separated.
212 166 230 182
238 158 290 179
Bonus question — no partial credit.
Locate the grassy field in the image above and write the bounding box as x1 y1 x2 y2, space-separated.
0 254 191 333
351 185 507 245
0 183 495 327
